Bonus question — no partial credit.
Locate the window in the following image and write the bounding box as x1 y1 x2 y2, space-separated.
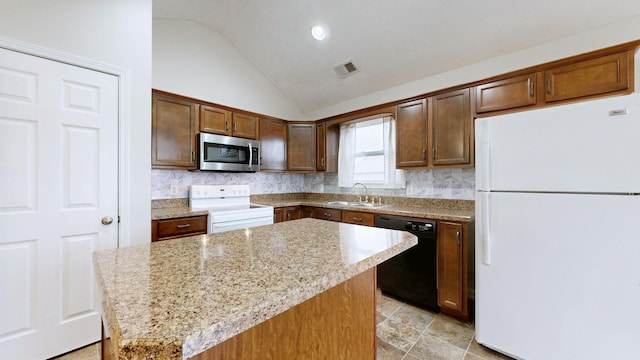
338 116 405 188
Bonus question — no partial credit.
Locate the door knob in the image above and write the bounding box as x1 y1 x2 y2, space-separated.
101 216 114 225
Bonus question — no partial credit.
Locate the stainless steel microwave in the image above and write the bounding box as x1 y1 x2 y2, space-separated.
199 133 260 172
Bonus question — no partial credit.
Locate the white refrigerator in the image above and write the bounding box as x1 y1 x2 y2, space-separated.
475 93 640 360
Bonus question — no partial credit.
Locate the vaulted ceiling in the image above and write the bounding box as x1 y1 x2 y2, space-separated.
153 0 640 113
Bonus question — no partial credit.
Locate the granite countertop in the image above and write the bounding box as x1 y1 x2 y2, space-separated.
151 195 475 223
94 218 417 359
152 206 209 220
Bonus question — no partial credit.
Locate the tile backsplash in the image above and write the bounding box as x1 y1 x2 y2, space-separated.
151 168 475 200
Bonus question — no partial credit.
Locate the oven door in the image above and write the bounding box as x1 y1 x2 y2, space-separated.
199 133 260 172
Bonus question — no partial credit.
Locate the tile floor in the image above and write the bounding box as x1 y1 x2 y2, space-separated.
375 292 512 360
52 292 513 360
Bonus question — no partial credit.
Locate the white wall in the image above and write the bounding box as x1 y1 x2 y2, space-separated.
306 15 640 120
153 16 640 122
0 0 152 246
153 19 304 120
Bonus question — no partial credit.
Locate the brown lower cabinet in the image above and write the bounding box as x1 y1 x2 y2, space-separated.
273 206 302 223
312 207 342 222
437 220 472 321
151 215 208 242
275 206 473 321
342 210 375 227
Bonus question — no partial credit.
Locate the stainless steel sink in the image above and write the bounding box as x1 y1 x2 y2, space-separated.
325 201 349 206
350 202 388 208
324 201 388 208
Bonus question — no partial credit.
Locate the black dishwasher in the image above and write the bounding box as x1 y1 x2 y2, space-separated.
376 214 439 312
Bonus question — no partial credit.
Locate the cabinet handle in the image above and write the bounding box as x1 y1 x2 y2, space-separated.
321 158 325 167
546 79 551 94
176 224 191 229
529 79 535 97
456 231 461 246
432 148 436 160
422 149 426 160
191 151 195 162
323 212 332 217
353 217 363 221
286 213 291 221
233 122 237 132
225 120 229 131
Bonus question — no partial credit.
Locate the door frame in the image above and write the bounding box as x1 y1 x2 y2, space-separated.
0 35 130 247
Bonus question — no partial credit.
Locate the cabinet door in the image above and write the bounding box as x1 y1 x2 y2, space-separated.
431 89 472 166
152 93 198 169
544 51 630 103
437 221 465 316
325 125 339 173
316 122 326 171
285 206 301 221
301 206 314 218
287 123 316 171
259 117 287 171
475 73 537 113
273 207 285 223
396 98 428 168
200 105 231 135
232 113 259 139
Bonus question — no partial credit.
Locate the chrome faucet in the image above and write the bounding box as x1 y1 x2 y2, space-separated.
352 182 368 203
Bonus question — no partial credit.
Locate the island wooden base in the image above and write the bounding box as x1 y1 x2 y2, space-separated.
191 267 376 360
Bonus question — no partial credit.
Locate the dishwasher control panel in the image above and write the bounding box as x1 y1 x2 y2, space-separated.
375 215 437 237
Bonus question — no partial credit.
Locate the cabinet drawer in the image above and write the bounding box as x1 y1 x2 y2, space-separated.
313 208 342 222
153 215 207 241
342 211 375 226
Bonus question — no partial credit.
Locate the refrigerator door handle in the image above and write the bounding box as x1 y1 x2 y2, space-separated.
478 192 492 265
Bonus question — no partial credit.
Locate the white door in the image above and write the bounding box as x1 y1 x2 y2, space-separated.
0 48 119 359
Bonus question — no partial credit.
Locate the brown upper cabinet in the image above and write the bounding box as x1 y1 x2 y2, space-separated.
431 89 472 166
316 122 326 171
396 89 472 169
200 104 258 139
475 49 633 115
152 93 199 170
544 51 630 103
396 98 429 168
475 73 537 113
259 117 287 172
287 122 316 171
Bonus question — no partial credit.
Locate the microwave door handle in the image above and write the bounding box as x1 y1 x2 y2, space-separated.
248 143 253 169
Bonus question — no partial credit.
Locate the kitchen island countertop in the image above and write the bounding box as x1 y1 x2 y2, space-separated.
94 218 417 359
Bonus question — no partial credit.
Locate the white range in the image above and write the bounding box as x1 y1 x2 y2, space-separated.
190 185 274 233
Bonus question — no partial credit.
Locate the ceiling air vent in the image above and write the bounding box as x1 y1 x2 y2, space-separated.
333 60 359 78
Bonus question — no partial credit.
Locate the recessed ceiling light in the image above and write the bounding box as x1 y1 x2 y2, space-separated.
311 25 327 41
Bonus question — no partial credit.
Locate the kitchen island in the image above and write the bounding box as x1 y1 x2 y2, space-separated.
94 218 417 359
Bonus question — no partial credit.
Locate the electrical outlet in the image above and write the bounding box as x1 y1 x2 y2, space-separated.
426 186 434 195
170 185 179 196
